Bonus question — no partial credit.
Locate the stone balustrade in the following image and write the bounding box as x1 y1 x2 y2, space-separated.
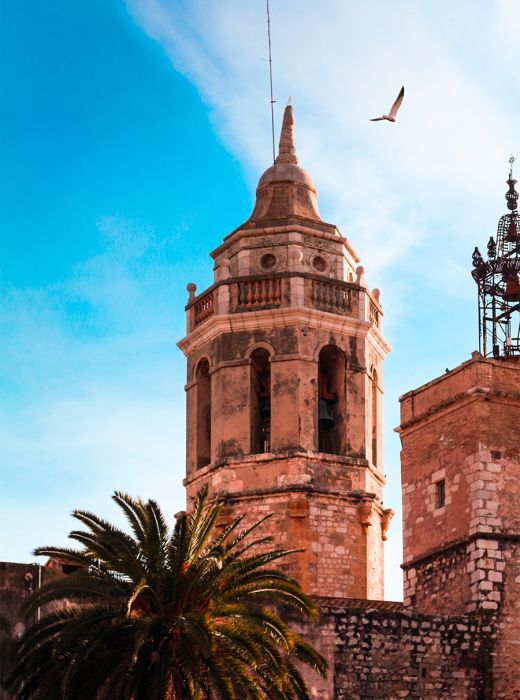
236 278 281 311
369 300 380 328
312 279 351 314
188 276 368 324
193 290 214 326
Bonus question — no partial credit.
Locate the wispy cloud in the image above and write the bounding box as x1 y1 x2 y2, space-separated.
125 0 519 279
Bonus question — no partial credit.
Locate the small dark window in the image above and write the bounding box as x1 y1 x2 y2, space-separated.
418 663 430 682
260 253 276 270
312 255 327 272
436 479 446 509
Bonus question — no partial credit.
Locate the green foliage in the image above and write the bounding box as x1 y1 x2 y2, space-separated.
5 486 327 699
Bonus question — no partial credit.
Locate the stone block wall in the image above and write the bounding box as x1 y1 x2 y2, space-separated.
492 541 520 699
294 600 496 700
203 473 388 599
399 356 520 617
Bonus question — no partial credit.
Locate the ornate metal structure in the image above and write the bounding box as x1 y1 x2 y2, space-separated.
472 157 520 358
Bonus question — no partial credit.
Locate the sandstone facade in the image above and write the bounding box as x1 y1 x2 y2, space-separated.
178 104 391 600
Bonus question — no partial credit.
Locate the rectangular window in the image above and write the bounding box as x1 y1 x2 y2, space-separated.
435 479 446 509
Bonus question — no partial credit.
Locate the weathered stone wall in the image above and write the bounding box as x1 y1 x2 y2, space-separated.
399 356 520 617
182 309 389 600
206 475 387 599
293 600 496 700
184 319 382 472
398 356 520 698
492 541 520 699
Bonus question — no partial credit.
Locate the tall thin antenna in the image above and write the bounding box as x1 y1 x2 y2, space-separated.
266 0 276 164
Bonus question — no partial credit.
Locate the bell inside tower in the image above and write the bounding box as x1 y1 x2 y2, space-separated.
318 345 346 455
251 348 271 454
195 358 211 469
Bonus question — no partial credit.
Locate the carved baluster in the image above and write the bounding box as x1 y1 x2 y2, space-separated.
333 286 340 311
246 282 253 310
267 279 274 304
325 283 332 307
273 280 281 304
314 281 319 306
261 279 268 306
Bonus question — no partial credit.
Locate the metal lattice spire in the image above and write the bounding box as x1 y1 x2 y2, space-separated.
471 157 520 359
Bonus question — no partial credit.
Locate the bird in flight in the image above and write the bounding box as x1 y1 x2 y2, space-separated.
370 86 405 122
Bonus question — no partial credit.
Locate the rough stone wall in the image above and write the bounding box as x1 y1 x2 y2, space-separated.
403 540 473 615
209 480 387 599
491 541 520 699
292 600 495 700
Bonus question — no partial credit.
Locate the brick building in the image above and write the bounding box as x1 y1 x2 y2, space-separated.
177 105 520 698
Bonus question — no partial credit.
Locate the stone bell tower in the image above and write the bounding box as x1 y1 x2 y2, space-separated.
178 104 392 599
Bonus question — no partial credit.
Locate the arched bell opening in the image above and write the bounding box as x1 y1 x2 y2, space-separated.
250 348 271 454
371 366 378 468
195 358 211 469
317 345 346 455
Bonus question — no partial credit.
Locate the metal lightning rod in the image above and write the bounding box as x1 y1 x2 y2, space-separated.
266 0 276 164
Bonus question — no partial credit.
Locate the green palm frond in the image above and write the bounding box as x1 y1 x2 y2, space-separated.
6 485 327 699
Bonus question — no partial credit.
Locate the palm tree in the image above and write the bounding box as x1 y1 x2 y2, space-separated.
5 486 327 699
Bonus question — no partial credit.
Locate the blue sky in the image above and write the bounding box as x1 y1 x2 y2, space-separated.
1 0 519 601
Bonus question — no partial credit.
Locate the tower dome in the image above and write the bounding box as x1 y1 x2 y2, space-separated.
248 103 322 223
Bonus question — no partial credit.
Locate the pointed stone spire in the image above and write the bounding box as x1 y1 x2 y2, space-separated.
275 101 298 165
245 102 322 224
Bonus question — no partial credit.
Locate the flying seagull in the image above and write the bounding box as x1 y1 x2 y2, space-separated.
370 86 405 122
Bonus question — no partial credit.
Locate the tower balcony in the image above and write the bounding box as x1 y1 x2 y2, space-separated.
185 272 382 333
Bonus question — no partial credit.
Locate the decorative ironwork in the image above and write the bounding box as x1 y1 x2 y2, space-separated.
312 280 351 314
471 157 520 358
237 278 281 310
193 291 214 326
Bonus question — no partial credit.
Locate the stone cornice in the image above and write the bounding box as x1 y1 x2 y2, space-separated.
185 480 386 512
184 449 387 489
211 222 360 264
177 307 391 357
398 354 520 403
401 531 520 570
396 385 520 434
